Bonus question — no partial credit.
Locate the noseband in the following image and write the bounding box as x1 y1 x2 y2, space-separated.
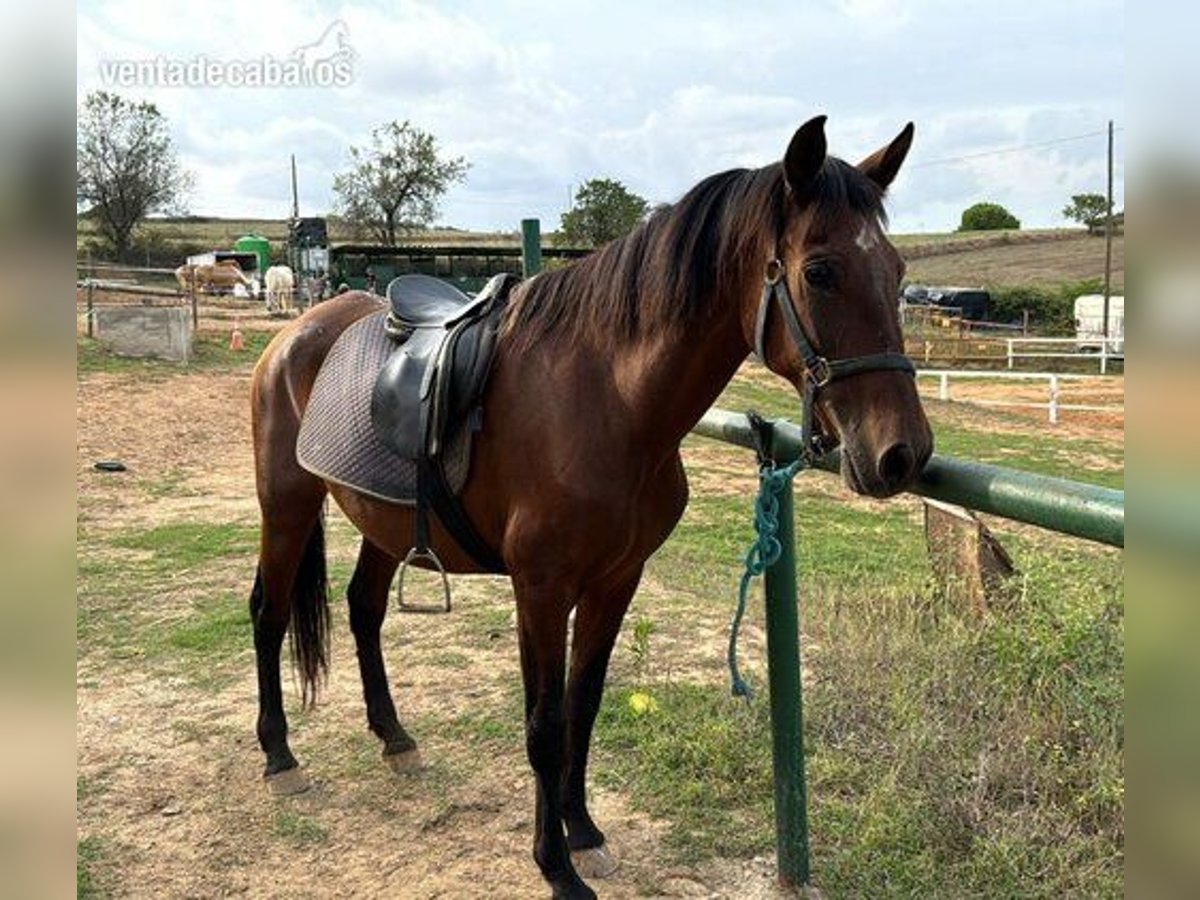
753 258 915 461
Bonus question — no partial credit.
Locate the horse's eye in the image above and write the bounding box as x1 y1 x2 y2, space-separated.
803 261 836 291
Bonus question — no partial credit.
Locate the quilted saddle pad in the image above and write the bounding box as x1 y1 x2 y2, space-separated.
295 310 471 505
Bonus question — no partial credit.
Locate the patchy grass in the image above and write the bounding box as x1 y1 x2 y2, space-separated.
272 810 330 846
596 543 1123 896
78 522 259 672
77 836 109 899
110 522 258 572
595 684 774 860
77 331 274 375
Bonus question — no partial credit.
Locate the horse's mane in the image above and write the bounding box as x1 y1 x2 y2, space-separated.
502 157 887 353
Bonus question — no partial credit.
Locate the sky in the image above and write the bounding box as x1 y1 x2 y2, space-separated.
76 0 1124 235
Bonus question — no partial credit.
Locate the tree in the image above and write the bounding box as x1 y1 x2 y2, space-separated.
1062 193 1109 229
76 91 192 261
958 202 1020 232
332 121 468 245
559 178 649 246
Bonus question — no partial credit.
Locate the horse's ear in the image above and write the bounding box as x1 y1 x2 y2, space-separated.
784 115 828 198
858 122 915 192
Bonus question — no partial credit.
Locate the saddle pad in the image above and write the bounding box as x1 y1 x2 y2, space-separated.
296 310 471 505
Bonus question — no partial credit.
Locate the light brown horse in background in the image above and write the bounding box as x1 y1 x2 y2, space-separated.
248 116 932 899
175 260 252 295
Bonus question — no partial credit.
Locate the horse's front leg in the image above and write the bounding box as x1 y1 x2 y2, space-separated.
560 567 641 878
514 576 594 900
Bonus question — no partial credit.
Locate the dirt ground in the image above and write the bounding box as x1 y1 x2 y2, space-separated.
76 365 795 899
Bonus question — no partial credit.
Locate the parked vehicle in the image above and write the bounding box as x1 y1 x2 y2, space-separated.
1074 294 1124 353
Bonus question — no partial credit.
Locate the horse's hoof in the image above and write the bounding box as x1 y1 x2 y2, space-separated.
570 844 619 879
264 766 310 797
384 748 424 774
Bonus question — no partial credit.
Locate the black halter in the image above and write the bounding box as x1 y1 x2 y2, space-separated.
753 258 915 461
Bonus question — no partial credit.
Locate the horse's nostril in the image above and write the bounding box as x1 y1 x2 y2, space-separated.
879 443 916 488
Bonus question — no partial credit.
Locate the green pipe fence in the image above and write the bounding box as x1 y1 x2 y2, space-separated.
692 407 1124 891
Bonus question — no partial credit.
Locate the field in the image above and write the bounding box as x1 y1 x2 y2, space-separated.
76 319 1123 898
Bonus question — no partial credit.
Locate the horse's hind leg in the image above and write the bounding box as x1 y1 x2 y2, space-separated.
346 537 421 771
252 478 328 795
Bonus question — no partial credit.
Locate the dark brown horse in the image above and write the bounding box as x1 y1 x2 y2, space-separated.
249 116 932 899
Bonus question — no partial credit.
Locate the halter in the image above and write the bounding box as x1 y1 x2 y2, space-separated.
753 258 915 461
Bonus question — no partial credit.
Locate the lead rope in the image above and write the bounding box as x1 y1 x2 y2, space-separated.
728 415 806 698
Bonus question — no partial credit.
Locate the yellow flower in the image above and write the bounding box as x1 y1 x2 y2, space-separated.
628 691 659 715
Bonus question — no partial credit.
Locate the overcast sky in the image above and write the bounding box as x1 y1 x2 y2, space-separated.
76 0 1124 234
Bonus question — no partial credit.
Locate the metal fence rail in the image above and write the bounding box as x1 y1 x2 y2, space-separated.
690 407 1124 890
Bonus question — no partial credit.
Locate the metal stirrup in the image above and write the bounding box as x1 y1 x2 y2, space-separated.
396 546 452 614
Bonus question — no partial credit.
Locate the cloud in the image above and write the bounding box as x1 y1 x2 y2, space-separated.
77 0 1124 232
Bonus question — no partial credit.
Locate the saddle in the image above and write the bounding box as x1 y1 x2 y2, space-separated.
369 273 517 603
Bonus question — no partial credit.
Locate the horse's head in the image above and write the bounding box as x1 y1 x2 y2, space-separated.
744 116 933 498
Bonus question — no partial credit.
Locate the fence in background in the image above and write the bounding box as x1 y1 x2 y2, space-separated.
1004 336 1124 374
917 368 1122 424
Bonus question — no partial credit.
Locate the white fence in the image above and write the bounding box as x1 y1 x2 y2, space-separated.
1005 337 1125 374
917 369 1123 424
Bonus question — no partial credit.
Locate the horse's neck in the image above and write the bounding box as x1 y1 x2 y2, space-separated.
608 297 749 457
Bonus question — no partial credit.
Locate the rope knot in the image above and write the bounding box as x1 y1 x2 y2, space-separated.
728 451 804 699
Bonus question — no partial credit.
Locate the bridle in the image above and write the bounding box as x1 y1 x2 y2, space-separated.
753 258 915 461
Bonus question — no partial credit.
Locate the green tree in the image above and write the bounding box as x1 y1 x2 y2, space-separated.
333 121 468 245
1062 193 1109 228
559 178 649 246
958 202 1020 232
76 91 192 261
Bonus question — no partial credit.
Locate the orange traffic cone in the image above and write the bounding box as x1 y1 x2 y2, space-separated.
230 321 245 351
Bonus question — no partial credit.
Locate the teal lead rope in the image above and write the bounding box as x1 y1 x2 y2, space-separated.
728 415 805 698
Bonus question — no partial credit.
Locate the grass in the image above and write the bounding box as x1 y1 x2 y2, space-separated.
272 810 330 846
78 331 276 375
78 522 259 674
596 545 1123 896
77 836 108 899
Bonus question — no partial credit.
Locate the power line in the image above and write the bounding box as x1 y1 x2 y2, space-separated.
909 127 1124 169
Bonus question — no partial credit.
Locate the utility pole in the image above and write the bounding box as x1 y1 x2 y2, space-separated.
1102 120 1114 340
291 154 300 220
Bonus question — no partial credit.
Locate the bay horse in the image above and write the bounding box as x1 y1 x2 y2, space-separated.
248 116 932 899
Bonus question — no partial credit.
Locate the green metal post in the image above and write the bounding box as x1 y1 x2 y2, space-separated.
763 480 810 889
521 218 542 277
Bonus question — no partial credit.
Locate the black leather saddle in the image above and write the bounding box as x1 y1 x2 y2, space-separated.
370 273 517 602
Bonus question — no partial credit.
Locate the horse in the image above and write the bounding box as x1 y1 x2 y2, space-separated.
263 264 295 313
175 260 252 295
248 116 933 899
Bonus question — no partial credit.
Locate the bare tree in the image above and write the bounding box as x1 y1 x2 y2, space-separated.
332 121 468 245
76 91 192 260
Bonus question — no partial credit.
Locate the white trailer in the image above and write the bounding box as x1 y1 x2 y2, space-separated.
1074 294 1124 353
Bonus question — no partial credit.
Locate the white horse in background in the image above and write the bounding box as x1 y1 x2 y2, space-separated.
264 265 296 314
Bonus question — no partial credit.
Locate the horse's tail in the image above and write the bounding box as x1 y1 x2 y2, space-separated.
290 515 331 708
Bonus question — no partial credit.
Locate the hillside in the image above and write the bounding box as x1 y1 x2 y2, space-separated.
901 230 1124 290
77 217 1121 290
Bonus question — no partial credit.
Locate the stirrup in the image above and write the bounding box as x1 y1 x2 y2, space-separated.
395 546 452 614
